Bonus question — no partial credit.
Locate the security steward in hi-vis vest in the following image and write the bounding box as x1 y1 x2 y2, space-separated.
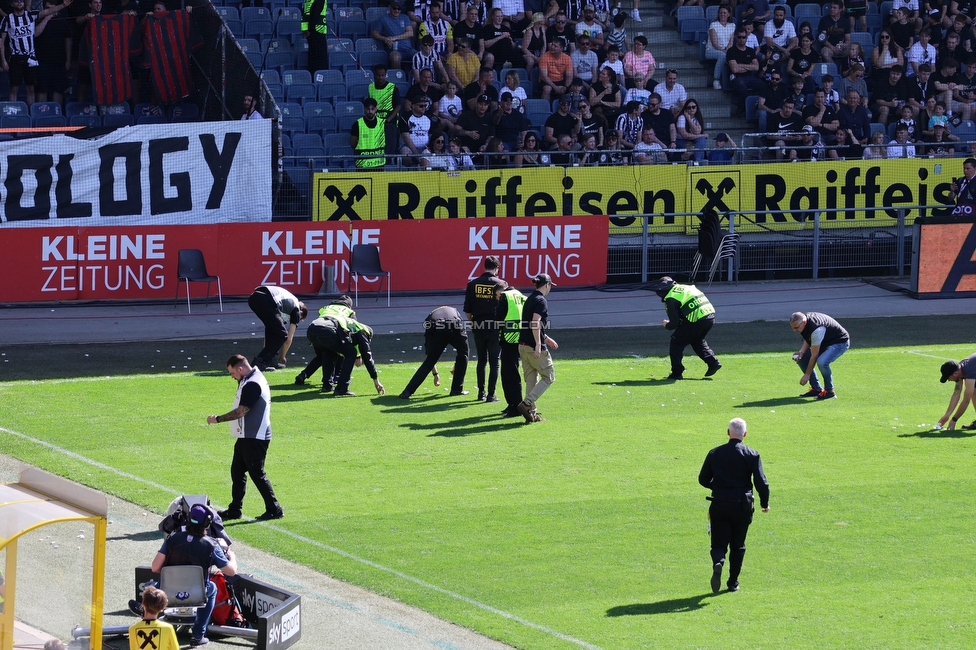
464 255 507 402
367 63 401 155
295 296 355 388
295 296 384 396
350 97 386 168
495 284 527 418
302 0 329 74
651 276 721 380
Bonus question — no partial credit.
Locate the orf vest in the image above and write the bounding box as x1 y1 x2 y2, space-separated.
354 117 385 168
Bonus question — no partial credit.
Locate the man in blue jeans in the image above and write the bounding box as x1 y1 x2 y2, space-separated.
150 505 238 646
790 311 850 401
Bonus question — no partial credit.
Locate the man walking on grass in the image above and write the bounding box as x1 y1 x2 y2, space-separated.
699 417 769 594
517 274 558 423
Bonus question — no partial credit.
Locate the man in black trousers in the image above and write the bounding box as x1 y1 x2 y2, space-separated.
464 255 506 402
399 306 470 398
698 417 770 593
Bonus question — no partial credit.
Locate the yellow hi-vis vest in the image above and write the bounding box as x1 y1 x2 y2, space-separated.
664 283 715 323
354 117 385 168
500 289 526 344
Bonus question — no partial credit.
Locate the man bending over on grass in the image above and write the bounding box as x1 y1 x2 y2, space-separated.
790 311 850 401
938 354 976 430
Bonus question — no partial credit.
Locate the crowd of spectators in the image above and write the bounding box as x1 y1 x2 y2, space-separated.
708 0 976 160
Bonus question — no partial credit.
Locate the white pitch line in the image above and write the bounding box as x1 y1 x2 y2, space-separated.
0 425 605 650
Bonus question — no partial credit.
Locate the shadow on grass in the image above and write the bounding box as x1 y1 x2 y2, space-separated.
271 390 332 403
735 396 807 408
380 396 483 414
592 377 703 386
898 429 976 438
606 593 717 616
192 370 228 378
106 530 162 543
426 420 524 437
396 413 517 437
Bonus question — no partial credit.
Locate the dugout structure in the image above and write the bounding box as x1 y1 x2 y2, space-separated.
0 467 107 650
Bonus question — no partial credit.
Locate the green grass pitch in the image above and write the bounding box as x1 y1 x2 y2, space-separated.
2 341 976 649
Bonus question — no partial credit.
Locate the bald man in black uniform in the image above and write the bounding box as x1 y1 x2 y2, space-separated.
399 306 470 398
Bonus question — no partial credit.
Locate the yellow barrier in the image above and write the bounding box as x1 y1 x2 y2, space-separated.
312 159 959 230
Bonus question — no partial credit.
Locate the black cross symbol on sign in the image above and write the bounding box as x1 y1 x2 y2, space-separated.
137 629 160 650
695 177 736 214
322 185 368 220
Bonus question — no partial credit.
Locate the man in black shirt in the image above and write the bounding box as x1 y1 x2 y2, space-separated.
464 255 506 401
816 0 849 63
727 28 767 116
517 273 558 423
938 351 976 429
837 89 870 146
641 92 677 152
766 98 804 159
544 94 580 147
872 64 909 125
699 417 770 594
952 56 976 121
400 306 470 398
802 88 839 143
456 4 485 59
455 94 495 154
790 311 850 400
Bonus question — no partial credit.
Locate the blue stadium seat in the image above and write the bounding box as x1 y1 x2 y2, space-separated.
226 19 244 37
308 115 337 133
387 68 407 84
246 51 264 67
170 103 199 120
344 68 372 87
34 115 67 128
136 114 167 124
330 49 357 68
261 69 281 84
101 102 131 115
365 6 386 24
676 5 704 28
103 114 134 127
242 6 272 22
66 101 98 117
281 115 306 133
328 145 356 168
304 100 334 116
524 98 550 114
30 101 62 119
869 122 886 138
355 37 379 53
264 51 294 72
338 19 367 40
278 6 301 20
267 82 284 102
314 69 343 84
317 82 346 101
237 37 261 54
346 83 369 101
294 133 324 150
526 112 549 128
215 5 239 20
326 38 353 53
286 83 317 102
335 5 363 19
277 19 302 37
680 18 707 43
262 36 291 53
70 114 101 127
245 20 274 39
324 132 349 150
282 69 312 86
358 50 387 69
0 101 29 116
705 5 720 22
793 3 822 25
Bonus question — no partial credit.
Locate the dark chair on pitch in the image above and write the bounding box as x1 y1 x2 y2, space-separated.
348 243 390 306
174 249 222 313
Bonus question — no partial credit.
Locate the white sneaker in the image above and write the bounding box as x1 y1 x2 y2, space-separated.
713 80 722 90
630 7 641 20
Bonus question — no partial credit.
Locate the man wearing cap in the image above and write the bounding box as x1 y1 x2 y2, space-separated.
766 98 803 160
493 91 529 150
517 274 559 423
538 37 575 101
575 5 604 47
455 92 495 154
208 354 284 521
149 504 239 647
651 277 721 380
545 94 581 146
400 306 470 398
371 1 416 70
399 92 433 165
938 353 976 429
789 311 849 400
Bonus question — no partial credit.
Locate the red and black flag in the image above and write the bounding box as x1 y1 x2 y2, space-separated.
141 10 203 104
83 14 141 105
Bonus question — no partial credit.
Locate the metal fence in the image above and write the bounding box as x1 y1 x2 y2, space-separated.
606 206 928 282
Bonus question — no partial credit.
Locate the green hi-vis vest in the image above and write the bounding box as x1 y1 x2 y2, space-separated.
301 0 328 34
500 289 526 344
665 283 715 323
354 117 385 168
368 82 395 120
319 303 355 329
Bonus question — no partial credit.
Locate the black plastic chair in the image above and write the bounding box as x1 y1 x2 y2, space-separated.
174 249 222 313
348 244 390 306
